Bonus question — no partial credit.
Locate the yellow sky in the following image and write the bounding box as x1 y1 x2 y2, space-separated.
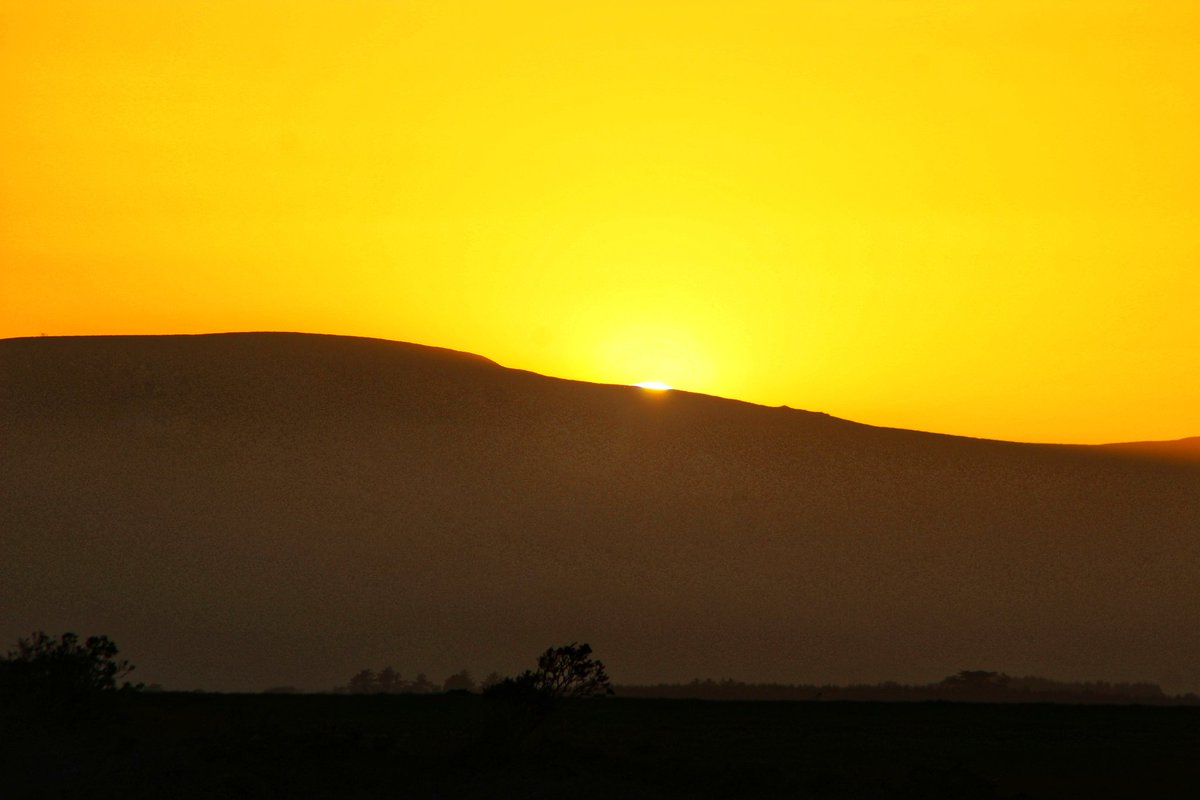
2 1 1197 443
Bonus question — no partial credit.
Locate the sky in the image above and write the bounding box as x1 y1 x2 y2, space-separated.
2 0 1197 444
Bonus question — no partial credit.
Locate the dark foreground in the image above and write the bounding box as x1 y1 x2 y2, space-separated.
3 693 1198 799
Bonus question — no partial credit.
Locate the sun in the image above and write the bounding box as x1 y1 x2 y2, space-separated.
634 381 673 391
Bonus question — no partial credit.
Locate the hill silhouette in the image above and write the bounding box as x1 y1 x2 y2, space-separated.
1099 436 1200 463
2 333 1197 692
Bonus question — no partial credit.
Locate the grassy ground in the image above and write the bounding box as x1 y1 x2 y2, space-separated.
2 693 1197 798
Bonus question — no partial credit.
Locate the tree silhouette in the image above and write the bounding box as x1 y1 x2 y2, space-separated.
485 642 613 701
0 631 138 697
348 669 377 694
411 672 436 694
533 642 613 698
377 665 402 693
442 669 476 692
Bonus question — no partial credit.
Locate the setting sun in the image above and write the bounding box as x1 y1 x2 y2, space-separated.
634 381 673 391
1 0 1196 443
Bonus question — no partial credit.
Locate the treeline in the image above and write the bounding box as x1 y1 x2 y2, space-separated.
332 667 499 695
616 670 1200 705
332 644 613 701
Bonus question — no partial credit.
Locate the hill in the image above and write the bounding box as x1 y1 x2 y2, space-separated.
1099 436 1200 462
2 333 1198 692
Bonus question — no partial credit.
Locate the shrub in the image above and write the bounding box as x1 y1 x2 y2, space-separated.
0 631 139 702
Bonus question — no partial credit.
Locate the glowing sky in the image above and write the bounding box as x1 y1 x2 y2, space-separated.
3 1 1197 443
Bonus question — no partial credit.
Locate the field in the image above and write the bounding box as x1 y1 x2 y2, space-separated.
3 693 1198 798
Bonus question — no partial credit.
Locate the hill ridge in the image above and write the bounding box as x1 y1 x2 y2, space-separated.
5 331 1190 449
2 332 1197 693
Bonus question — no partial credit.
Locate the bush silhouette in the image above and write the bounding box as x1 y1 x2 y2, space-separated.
482 670 551 708
0 631 139 701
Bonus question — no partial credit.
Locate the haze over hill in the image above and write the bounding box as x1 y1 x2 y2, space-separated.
2 333 1198 693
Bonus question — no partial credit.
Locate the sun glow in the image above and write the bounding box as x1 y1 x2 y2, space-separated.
634 381 673 391
2 1 1198 443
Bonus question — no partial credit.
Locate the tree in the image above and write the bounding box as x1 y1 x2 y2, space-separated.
533 642 613 698
484 642 613 702
0 631 138 697
410 672 437 694
348 669 377 694
442 669 476 692
377 665 402 693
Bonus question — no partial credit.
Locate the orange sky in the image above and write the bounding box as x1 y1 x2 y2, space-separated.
2 1 1197 444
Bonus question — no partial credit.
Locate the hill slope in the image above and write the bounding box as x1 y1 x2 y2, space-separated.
2 333 1198 692
1100 436 1200 463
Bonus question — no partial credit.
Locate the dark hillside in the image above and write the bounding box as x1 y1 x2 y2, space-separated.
2 333 1198 691
1100 436 1200 462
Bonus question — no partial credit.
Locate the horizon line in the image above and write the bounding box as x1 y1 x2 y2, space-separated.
4 328 1196 449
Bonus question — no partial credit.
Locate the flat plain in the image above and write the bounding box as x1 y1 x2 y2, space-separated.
4 693 1198 798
